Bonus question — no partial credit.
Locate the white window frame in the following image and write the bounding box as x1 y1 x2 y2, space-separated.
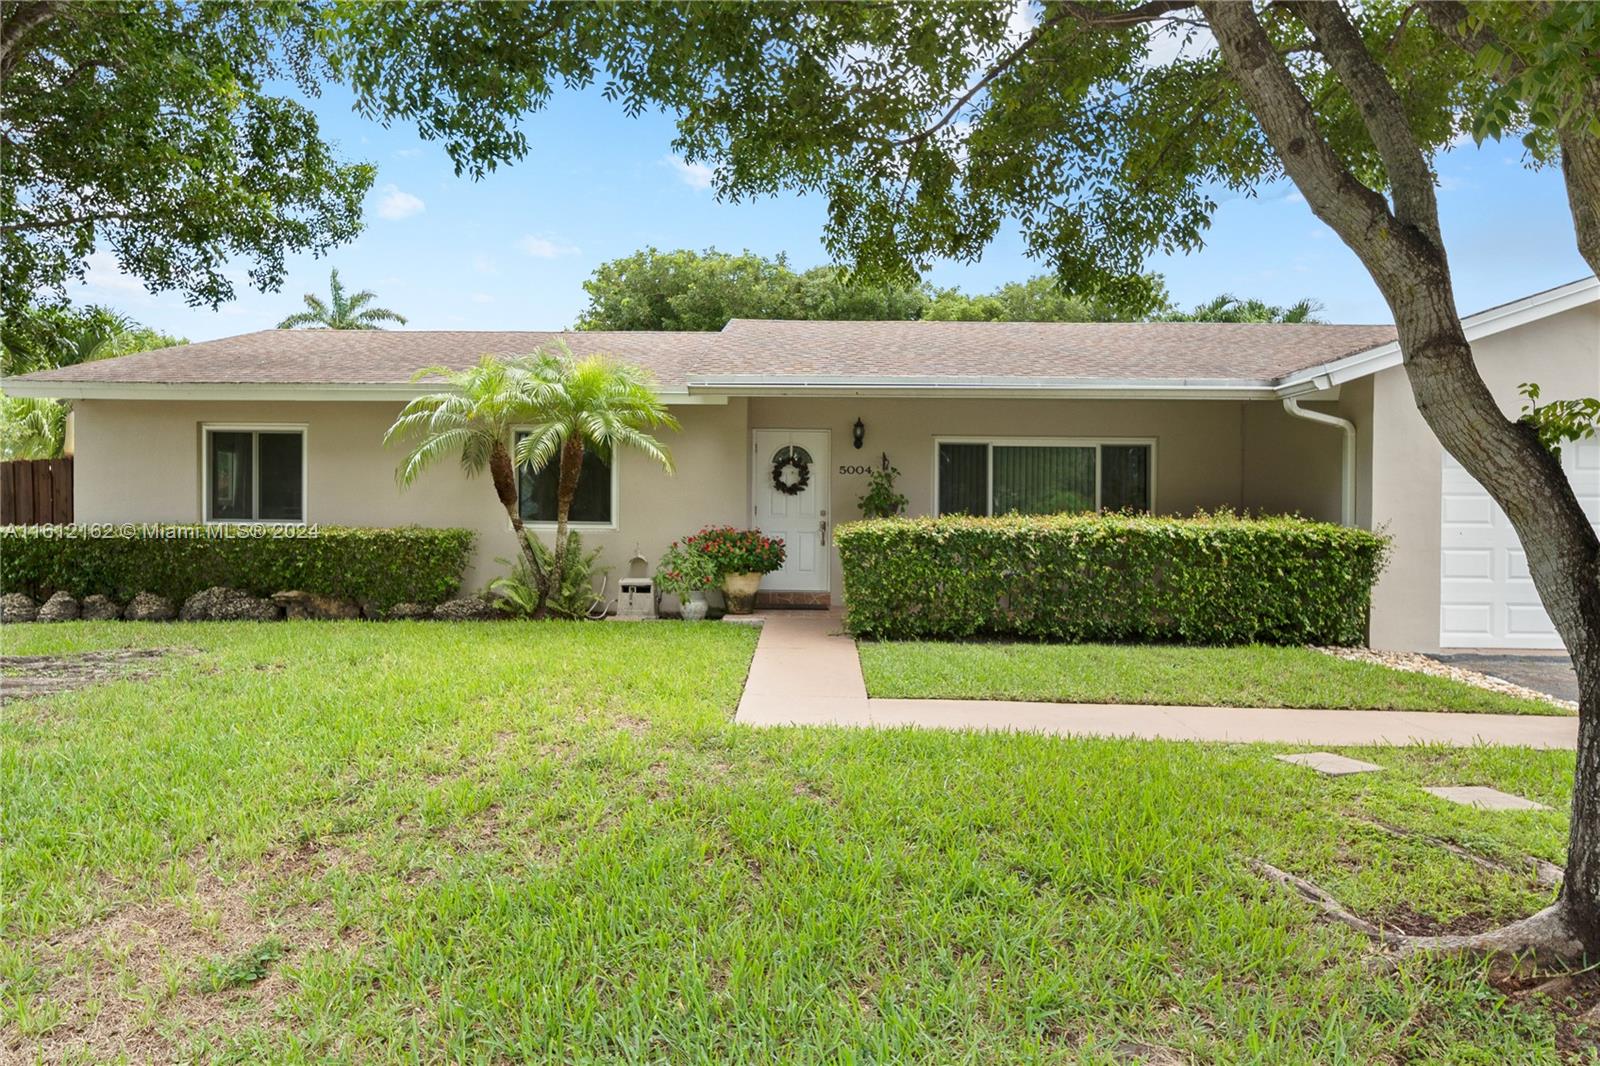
511 429 621 531
932 436 1158 516
200 423 309 525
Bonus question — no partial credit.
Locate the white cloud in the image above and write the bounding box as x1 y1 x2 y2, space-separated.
394 147 424 159
375 184 425 220
1285 189 1305 204
517 234 580 259
81 250 148 295
472 254 499 275
469 292 494 304
662 154 715 191
1142 21 1216 68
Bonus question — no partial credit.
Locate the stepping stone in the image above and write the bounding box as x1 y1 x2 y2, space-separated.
1276 752 1384 776
1424 785 1550 811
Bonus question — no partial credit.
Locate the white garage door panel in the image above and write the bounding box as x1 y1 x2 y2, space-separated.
1440 440 1600 648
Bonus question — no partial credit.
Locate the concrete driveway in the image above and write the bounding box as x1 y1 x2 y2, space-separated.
1432 651 1580 704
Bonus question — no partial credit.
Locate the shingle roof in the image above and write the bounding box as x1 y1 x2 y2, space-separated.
9 319 1399 391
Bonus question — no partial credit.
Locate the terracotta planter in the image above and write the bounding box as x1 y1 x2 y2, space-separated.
721 572 762 615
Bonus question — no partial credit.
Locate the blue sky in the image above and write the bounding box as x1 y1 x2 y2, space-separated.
72 78 1589 342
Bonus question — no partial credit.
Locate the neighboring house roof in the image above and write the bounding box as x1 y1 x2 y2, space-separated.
6 277 1592 402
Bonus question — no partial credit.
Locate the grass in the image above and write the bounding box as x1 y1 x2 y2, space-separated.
0 621 1591 1062
859 640 1569 714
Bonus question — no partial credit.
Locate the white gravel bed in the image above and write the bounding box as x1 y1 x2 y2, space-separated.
1313 646 1577 711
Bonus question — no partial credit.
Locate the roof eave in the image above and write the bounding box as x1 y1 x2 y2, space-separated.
0 379 723 404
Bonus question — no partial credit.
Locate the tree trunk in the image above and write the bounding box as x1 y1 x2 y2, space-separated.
536 437 585 618
489 438 542 578
1203 0 1600 953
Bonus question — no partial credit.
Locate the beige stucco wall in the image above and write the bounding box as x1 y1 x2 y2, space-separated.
69 398 750 595
1367 303 1600 651
746 396 1254 595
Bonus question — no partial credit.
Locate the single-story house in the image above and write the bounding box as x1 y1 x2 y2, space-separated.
6 278 1597 651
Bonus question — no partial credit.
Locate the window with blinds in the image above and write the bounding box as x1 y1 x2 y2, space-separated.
935 439 1153 516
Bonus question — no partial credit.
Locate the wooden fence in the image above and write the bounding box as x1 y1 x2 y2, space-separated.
0 457 73 525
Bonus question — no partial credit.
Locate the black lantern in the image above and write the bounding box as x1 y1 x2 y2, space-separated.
852 417 865 449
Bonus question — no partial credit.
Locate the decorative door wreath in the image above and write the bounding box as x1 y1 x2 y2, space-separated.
771 446 811 495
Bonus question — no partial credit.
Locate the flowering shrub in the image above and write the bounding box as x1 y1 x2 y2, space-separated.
685 526 786 576
655 539 719 596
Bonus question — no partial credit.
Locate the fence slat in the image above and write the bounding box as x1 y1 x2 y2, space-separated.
0 458 74 525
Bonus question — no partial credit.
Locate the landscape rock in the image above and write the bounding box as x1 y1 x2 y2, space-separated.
180 587 283 622
35 591 80 623
79 594 122 621
123 592 177 622
432 596 506 622
0 593 37 624
384 602 434 621
271 590 362 621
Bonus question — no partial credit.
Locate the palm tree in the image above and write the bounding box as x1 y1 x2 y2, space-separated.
384 346 677 616
0 394 67 460
278 269 408 330
515 347 677 613
1162 293 1325 323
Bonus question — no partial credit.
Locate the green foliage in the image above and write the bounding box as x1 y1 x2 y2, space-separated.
837 513 1389 645
196 938 285 994
923 275 1168 322
1160 294 1325 324
684 526 785 577
3 303 186 377
1457 2 1600 156
0 396 67 461
278 268 407 330
574 247 1167 329
491 532 607 620
2 4 372 310
655 539 718 596
857 465 908 519
0 525 473 611
1519 382 1600 456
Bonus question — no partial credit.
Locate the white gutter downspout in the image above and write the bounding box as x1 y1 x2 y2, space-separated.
1281 397 1356 526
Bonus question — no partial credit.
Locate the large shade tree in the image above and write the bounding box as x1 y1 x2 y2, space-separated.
329 1 1600 959
0 2 371 311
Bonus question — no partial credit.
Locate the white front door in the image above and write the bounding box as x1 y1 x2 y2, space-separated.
752 429 830 593
1440 440 1600 648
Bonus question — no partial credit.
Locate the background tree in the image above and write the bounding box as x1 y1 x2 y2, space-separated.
1 2 371 312
278 269 408 330
1161 294 1325 324
329 0 1600 960
514 350 677 616
1 303 186 459
576 247 1165 329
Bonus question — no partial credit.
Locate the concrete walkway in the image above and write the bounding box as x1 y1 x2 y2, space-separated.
734 611 1579 750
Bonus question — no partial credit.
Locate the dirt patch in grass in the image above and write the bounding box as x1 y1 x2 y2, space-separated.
1488 968 1600 1060
10 854 346 1064
1376 903 1501 938
0 648 182 700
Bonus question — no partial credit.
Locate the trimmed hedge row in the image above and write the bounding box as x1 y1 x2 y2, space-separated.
0 525 474 611
837 513 1389 645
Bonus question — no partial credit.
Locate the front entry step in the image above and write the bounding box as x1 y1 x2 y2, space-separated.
755 590 832 610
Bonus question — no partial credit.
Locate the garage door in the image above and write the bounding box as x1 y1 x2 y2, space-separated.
1440 439 1600 648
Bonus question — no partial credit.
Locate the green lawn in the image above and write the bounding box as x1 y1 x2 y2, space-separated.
1 622 1590 1062
859 640 1569 714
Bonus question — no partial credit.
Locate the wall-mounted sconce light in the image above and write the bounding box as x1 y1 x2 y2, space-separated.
852 417 865 450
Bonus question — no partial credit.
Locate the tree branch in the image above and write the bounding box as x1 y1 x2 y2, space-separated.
0 208 155 235
0 0 59 78
1282 1 1442 245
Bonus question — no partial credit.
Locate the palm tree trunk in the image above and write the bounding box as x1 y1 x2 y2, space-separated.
537 437 586 617
490 439 542 580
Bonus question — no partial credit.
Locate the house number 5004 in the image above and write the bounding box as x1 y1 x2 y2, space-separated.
838 464 874 476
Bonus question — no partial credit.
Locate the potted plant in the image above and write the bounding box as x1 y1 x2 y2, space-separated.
686 526 786 615
656 539 718 621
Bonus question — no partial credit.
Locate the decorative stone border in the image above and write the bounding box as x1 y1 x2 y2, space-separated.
1313 645 1577 711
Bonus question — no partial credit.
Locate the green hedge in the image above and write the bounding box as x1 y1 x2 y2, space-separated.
0 525 474 610
837 513 1389 645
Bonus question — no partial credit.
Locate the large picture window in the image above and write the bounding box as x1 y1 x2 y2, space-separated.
936 438 1153 516
204 427 305 522
515 431 615 525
